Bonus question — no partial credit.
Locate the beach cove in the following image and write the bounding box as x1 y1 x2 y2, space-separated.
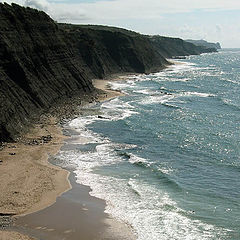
0 77 135 240
0 4 221 240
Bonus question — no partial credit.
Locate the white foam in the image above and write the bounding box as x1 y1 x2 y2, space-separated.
133 89 156 95
128 153 152 166
58 65 230 239
221 98 240 110
58 121 229 240
140 94 175 105
153 62 197 76
222 78 240 85
100 98 138 120
69 116 95 129
109 80 137 89
66 97 138 145
68 117 107 144
70 154 229 240
140 90 214 106
182 91 215 98
127 75 145 81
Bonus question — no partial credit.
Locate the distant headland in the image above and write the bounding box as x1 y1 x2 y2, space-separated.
185 39 221 50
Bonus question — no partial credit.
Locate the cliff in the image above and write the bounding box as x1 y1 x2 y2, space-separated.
58 24 168 78
185 39 221 50
0 4 168 142
149 36 217 58
0 4 217 142
0 3 96 142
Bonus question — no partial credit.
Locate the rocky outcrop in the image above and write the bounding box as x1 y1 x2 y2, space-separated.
185 39 221 50
0 3 218 142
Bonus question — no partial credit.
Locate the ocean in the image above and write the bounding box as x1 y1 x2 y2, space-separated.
57 49 240 240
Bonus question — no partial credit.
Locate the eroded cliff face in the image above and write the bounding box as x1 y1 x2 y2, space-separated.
0 3 95 141
0 4 169 141
0 4 217 142
59 24 169 79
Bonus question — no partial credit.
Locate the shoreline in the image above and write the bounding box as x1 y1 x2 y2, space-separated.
0 117 71 239
0 75 135 240
13 171 135 240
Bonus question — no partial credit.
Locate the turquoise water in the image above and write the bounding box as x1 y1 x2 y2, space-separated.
59 49 240 239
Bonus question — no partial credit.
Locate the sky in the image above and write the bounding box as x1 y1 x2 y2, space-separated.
1 0 240 48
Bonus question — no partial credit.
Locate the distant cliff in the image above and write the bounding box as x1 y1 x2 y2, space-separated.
58 24 168 78
149 36 218 58
0 3 217 142
185 39 221 50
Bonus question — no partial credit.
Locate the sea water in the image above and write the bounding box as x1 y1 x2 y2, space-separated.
57 49 240 240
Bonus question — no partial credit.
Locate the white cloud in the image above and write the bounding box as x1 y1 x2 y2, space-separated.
0 0 24 5
3 0 240 23
24 0 49 11
2 0 240 47
48 0 240 21
50 0 240 22
51 7 88 22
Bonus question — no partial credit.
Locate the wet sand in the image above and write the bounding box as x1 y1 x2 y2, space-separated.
92 77 125 101
14 173 135 240
2 76 135 239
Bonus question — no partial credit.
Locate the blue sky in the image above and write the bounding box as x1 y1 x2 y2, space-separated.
2 0 240 47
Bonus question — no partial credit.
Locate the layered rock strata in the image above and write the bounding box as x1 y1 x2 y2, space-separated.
0 3 217 142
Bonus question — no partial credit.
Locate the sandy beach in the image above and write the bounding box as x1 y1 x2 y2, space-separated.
0 76 135 240
0 117 71 239
92 76 126 101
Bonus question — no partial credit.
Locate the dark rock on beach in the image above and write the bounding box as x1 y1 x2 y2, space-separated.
0 215 13 229
9 153 16 156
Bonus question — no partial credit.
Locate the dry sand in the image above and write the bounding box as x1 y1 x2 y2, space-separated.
0 117 71 239
0 230 35 240
92 77 125 101
0 76 136 240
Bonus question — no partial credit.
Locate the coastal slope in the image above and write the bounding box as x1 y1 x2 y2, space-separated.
0 3 94 142
185 39 221 50
0 3 218 142
0 4 167 142
59 24 169 79
149 35 218 58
